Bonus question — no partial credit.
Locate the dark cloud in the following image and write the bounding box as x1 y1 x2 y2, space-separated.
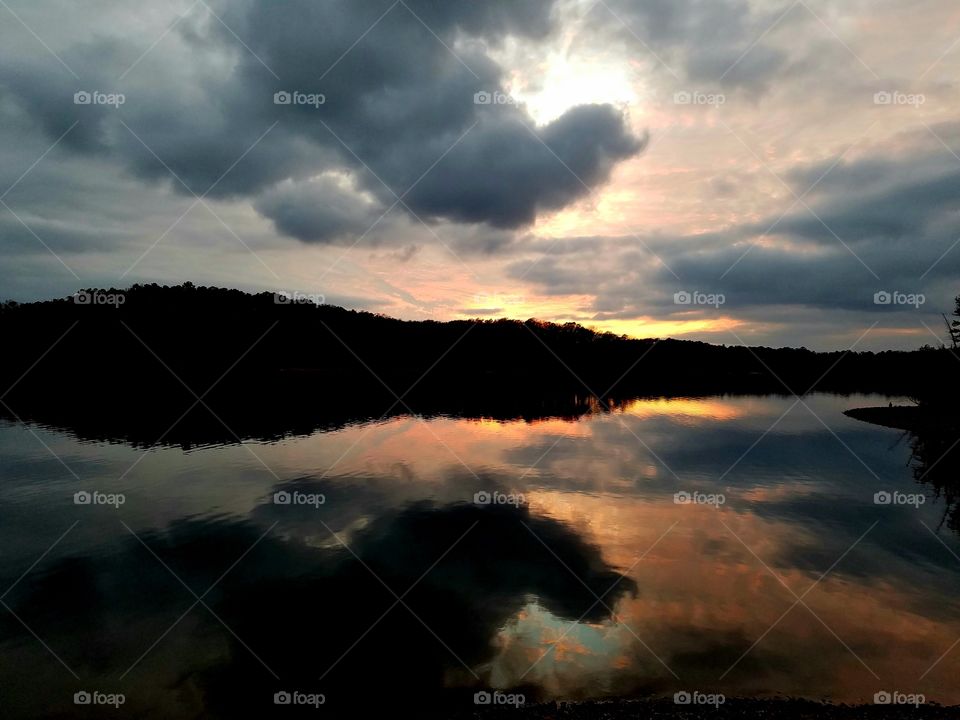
254 175 382 244
0 0 958 351
402 105 646 227
1 500 636 715
770 145 960 247
461 306 503 316
0 0 644 245
0 214 130 254
591 0 791 92
506 126 960 345
381 243 421 262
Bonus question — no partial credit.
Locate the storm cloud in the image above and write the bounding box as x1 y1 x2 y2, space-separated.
0 0 644 243
1 0 959 348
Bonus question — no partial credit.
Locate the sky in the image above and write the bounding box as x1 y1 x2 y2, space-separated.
1 0 959 350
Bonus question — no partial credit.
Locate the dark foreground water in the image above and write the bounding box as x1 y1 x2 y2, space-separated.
1 393 958 717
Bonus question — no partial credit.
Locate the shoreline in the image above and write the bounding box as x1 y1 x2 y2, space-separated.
462 698 958 718
844 404 960 433
843 405 922 431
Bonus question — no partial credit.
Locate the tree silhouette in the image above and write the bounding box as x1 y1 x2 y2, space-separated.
0 283 953 446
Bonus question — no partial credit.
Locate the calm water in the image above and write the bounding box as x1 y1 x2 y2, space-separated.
1 393 959 716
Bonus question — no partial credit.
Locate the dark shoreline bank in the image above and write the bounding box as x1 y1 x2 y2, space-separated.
2 283 948 446
844 405 922 431
461 698 958 719
844 405 960 433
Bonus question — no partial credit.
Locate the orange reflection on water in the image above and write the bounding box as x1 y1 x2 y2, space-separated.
255 395 960 706
495 490 960 704
619 397 747 423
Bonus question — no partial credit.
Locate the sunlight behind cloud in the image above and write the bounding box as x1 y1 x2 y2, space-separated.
509 52 639 125
596 316 745 339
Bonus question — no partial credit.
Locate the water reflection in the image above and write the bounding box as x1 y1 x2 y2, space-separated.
909 425 960 534
0 386 633 449
1 503 635 716
2 393 960 718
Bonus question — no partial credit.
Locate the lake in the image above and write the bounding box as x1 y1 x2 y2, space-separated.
1 393 958 717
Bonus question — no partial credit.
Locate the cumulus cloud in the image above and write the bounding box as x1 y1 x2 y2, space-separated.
588 0 791 92
254 174 383 244
0 0 645 246
1 0 959 350
506 124 960 344
402 105 646 227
